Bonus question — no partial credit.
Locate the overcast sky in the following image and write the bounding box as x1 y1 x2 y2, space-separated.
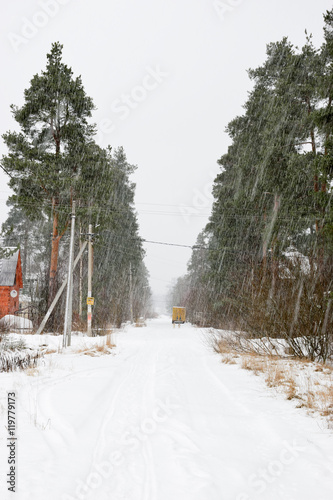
1 0 332 309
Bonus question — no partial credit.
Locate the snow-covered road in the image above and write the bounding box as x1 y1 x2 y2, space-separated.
1 317 333 500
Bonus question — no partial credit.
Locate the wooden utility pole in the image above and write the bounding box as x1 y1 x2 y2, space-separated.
79 222 83 319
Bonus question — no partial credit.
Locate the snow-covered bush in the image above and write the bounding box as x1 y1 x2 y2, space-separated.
242 260 332 362
0 334 42 372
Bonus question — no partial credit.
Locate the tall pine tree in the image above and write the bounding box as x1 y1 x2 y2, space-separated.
1 42 95 306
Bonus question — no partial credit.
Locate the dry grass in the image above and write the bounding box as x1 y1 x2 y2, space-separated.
105 333 115 348
213 336 333 426
45 348 57 355
241 355 266 375
314 386 333 416
284 377 298 400
214 337 239 365
265 363 286 388
213 338 234 355
25 367 39 376
77 335 116 356
221 354 237 365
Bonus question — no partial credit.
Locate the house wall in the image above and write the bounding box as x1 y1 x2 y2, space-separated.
0 285 20 319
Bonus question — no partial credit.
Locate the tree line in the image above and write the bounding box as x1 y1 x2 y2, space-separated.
169 9 333 360
1 42 152 331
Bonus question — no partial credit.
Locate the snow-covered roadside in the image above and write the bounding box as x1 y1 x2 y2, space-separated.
208 328 333 427
0 318 332 500
2 330 117 353
0 330 117 371
0 329 119 499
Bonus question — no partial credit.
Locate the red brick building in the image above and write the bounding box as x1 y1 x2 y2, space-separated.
0 250 23 319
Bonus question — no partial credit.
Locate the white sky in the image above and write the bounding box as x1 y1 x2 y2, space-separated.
1 0 332 309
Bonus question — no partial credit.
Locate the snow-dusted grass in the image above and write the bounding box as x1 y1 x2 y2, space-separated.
0 349 42 373
210 329 333 427
3 329 117 351
0 330 116 373
75 333 116 356
0 334 41 372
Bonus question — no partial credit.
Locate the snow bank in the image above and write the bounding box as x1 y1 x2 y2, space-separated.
0 314 33 331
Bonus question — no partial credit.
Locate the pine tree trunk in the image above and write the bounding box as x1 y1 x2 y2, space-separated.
48 201 60 307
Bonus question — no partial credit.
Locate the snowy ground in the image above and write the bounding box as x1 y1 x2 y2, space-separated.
0 317 333 500
210 331 333 422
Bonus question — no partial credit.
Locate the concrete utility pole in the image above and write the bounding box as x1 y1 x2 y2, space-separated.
87 224 93 336
63 201 76 348
79 222 83 319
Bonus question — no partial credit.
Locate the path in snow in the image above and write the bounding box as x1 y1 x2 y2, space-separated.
2 317 333 500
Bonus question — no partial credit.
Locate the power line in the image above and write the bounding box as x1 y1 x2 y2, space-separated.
142 239 194 249
0 196 211 217
0 196 322 221
0 188 325 221
135 201 212 209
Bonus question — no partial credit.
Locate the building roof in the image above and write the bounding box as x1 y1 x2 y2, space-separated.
0 249 22 287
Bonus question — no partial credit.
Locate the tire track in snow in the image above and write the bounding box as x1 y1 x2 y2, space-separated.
89 360 140 467
139 344 159 500
22 358 121 437
148 334 228 499
79 344 159 498
86 340 178 499
140 336 216 500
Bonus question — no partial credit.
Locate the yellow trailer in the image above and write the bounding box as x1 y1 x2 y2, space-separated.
172 306 186 324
